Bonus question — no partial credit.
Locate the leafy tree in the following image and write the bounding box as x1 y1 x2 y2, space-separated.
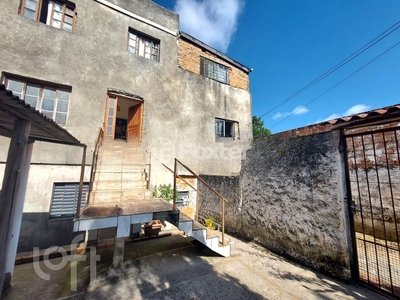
252 116 271 139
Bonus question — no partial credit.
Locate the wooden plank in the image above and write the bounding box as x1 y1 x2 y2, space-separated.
0 119 31 295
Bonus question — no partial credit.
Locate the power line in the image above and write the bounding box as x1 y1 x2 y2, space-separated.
269 39 400 129
259 20 400 119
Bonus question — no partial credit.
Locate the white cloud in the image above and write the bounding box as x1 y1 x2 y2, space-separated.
293 106 309 115
174 0 244 52
344 104 371 116
273 106 309 120
319 104 371 122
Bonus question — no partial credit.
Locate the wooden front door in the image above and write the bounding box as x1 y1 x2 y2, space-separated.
127 103 143 144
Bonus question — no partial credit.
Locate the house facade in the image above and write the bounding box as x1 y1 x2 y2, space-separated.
0 0 252 251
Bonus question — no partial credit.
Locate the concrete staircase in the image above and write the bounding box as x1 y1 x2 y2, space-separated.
178 212 231 257
89 141 151 203
84 139 231 257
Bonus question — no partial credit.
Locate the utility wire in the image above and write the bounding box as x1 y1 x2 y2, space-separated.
269 39 400 129
259 20 400 119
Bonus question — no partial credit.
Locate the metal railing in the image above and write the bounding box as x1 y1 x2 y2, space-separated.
152 155 228 245
87 127 103 203
173 159 228 245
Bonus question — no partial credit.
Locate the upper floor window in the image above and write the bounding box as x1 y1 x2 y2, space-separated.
5 76 71 125
200 57 229 84
19 0 76 32
215 118 239 140
128 29 160 62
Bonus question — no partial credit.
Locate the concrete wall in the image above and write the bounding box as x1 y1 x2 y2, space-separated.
0 0 251 250
199 130 354 280
0 0 251 173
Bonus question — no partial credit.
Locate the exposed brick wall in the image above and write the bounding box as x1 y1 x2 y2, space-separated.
178 39 250 92
346 125 400 242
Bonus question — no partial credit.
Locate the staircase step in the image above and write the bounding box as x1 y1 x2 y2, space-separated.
93 180 147 191
96 164 148 172
178 212 231 257
90 190 152 203
95 171 146 181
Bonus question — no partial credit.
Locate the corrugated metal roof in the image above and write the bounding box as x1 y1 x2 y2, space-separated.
0 84 84 146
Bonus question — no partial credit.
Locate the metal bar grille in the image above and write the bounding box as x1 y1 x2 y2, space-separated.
346 127 400 297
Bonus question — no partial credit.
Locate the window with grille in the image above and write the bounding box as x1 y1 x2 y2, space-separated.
19 0 77 32
200 57 229 84
128 29 160 62
49 182 88 218
215 118 238 139
5 76 71 125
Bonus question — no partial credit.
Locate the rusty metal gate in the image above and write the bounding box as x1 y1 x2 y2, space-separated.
345 126 400 297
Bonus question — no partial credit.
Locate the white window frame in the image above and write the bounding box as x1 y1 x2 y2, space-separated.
4 76 71 125
128 28 160 62
19 0 77 32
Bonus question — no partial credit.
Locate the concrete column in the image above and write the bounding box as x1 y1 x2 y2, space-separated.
113 238 125 269
4 142 34 283
0 119 31 296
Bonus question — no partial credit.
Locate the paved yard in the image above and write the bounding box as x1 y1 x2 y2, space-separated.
4 234 390 300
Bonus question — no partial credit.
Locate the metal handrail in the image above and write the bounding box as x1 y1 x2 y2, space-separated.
87 127 103 203
147 153 229 245
174 158 228 246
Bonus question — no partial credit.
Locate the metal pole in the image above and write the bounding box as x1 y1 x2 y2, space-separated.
222 196 225 245
76 145 87 219
173 159 177 211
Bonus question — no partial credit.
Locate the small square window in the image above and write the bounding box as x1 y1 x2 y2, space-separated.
215 118 238 140
200 57 229 84
128 28 160 62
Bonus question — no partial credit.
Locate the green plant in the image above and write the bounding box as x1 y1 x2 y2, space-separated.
153 184 175 202
205 217 216 230
252 115 271 139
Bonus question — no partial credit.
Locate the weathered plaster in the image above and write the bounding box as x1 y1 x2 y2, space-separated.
199 130 354 280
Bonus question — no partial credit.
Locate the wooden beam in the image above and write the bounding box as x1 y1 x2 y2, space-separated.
0 119 31 296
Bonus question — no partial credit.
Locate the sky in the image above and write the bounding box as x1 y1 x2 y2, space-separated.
153 0 400 133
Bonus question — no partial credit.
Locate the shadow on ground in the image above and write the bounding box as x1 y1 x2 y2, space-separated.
3 234 390 300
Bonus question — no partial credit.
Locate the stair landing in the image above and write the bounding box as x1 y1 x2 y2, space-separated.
78 199 174 220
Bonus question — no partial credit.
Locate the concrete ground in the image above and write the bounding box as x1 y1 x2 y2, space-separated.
3 233 391 300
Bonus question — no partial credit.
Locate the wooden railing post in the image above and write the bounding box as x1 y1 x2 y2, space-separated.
173 158 177 211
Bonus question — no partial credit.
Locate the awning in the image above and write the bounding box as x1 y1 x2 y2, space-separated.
0 84 84 147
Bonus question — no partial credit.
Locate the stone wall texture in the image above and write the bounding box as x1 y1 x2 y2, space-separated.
178 39 250 92
199 130 354 280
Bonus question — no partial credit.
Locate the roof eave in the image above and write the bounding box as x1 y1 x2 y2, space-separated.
179 31 252 74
